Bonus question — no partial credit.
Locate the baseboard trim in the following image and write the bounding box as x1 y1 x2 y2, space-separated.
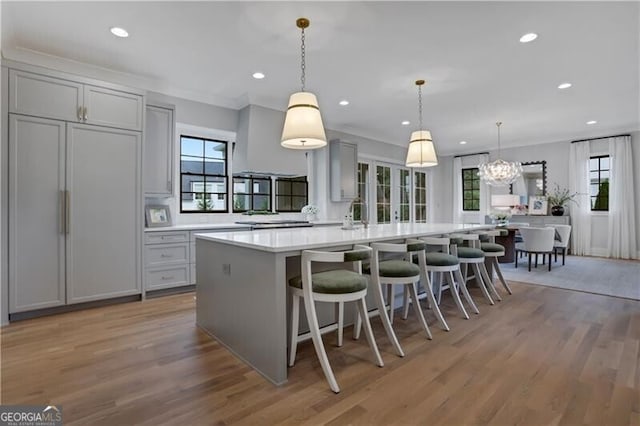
146 285 195 299
8 294 142 322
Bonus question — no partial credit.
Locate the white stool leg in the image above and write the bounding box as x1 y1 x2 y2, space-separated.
435 272 443 305
407 283 433 340
401 286 410 320
420 274 450 331
479 262 502 301
455 268 479 314
356 298 384 367
447 270 469 319
492 257 513 295
353 309 362 340
370 275 404 357
289 293 300 367
471 263 494 305
335 302 344 347
302 291 340 393
387 284 395 324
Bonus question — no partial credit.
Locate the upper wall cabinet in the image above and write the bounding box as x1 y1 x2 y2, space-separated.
330 139 358 201
9 69 143 131
144 103 175 197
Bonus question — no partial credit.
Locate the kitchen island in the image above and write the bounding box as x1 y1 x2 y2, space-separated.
195 222 492 385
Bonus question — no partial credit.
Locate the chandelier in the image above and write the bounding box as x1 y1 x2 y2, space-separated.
405 80 438 167
478 122 522 186
281 18 327 150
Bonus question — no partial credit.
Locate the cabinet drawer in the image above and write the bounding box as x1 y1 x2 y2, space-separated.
145 231 189 244
146 265 189 290
9 69 83 122
145 243 189 267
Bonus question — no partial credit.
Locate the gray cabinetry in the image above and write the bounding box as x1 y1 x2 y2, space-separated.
144 231 190 291
144 104 175 196
330 139 358 201
8 116 142 312
8 69 143 131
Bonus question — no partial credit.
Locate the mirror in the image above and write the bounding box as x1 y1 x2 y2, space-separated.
510 161 547 200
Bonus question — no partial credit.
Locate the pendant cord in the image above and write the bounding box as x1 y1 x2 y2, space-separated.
300 27 306 92
418 85 423 130
496 122 502 157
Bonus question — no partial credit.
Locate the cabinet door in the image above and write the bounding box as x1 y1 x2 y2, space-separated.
8 115 66 312
330 140 358 201
66 124 142 303
83 85 143 131
144 104 174 196
9 70 83 122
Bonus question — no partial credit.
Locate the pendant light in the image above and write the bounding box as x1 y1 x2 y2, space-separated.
281 18 327 150
478 122 523 186
405 80 438 167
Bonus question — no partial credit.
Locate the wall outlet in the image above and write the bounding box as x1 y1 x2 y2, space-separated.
222 264 231 275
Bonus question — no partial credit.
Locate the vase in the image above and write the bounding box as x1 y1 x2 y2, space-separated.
551 205 564 216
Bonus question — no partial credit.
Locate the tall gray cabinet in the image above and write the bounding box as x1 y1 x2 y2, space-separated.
7 65 143 314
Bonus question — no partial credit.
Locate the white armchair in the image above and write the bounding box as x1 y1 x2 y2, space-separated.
515 227 556 271
552 224 572 265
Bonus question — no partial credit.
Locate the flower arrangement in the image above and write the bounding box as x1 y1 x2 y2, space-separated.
489 211 512 221
301 205 319 215
546 183 578 207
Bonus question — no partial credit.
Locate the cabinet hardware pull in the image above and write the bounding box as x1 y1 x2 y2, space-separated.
77 106 83 121
59 190 65 234
83 107 88 121
161 276 173 280
65 190 70 234
160 254 173 258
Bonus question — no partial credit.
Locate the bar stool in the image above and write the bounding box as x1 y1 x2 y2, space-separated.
449 233 501 304
475 230 513 295
288 245 383 393
409 236 480 318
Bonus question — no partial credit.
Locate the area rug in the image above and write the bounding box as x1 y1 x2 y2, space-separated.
499 255 640 300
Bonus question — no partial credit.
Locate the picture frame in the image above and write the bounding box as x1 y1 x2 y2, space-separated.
528 196 548 215
145 205 172 227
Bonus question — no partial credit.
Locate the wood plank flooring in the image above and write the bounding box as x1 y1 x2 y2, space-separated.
2 282 639 425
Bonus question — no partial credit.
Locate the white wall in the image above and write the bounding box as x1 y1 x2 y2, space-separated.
431 131 640 256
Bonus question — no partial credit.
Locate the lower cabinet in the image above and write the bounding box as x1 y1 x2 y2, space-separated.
144 231 191 291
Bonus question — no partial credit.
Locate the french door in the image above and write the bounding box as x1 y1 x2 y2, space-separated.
373 163 412 224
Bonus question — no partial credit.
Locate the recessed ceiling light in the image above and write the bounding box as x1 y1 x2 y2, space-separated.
459 141 467 145
252 72 265 79
110 27 129 38
558 82 572 89
401 120 410 126
519 33 538 43
339 100 349 106
586 120 597 125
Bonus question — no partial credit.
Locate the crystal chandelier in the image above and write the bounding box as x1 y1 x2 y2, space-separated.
478 122 522 186
405 80 438 167
281 18 327 150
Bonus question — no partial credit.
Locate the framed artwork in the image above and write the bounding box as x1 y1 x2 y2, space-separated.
528 196 548 215
145 205 172 227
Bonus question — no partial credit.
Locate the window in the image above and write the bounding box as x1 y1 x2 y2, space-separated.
275 177 308 212
398 169 411 222
462 167 480 211
180 135 228 212
376 165 391 223
233 176 271 212
590 155 609 211
353 163 369 221
415 171 427 223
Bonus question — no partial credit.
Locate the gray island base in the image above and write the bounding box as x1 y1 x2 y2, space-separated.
195 223 492 385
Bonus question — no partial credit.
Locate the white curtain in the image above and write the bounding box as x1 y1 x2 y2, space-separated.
452 157 463 223
569 142 591 255
607 136 637 259
477 153 490 220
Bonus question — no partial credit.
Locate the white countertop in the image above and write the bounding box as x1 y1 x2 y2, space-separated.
195 222 494 253
144 220 342 232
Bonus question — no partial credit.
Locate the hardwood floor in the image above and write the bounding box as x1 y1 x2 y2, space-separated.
2 282 639 425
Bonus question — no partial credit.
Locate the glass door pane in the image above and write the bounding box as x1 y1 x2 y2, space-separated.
414 171 427 223
395 168 411 223
353 163 369 222
376 165 391 223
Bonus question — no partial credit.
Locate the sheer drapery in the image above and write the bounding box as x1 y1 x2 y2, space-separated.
452 157 463 223
569 142 591 255
607 136 637 259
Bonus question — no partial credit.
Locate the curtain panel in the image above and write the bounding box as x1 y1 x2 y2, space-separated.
607 136 637 259
569 142 592 255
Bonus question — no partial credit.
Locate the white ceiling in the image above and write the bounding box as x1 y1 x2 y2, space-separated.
2 1 639 155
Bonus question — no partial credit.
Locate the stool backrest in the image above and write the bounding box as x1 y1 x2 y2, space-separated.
551 224 571 248
519 227 555 252
420 236 451 254
371 241 425 254
302 245 372 264
449 233 480 248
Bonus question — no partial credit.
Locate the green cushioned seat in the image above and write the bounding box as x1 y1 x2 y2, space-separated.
363 260 420 278
479 234 490 243
480 243 505 253
425 252 459 266
456 247 485 258
288 270 367 294
450 237 464 245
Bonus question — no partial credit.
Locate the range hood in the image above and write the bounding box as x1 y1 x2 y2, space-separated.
233 104 309 176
